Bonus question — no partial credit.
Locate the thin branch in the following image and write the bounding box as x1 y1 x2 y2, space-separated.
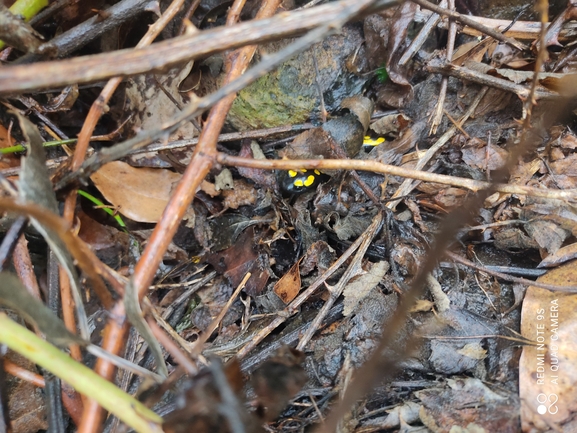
410 0 528 51
189 273 251 356
412 12 577 40
216 153 577 202
425 58 558 100
0 124 315 178
445 251 577 293
297 213 384 350
17 0 151 61
428 0 455 135
521 0 549 124
398 0 446 66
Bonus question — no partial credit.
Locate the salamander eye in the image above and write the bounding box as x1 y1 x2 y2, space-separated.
363 135 385 151
278 169 330 195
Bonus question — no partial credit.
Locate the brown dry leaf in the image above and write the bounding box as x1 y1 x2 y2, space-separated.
540 73 577 98
525 220 569 256
549 147 565 161
273 260 301 304
464 61 561 86
125 62 196 141
494 69 563 85
511 158 543 184
456 342 487 360
453 38 495 65
343 261 389 316
221 179 257 210
300 241 334 275
162 358 260 433
373 119 424 166
520 260 577 432
333 212 374 241
363 3 417 108
341 95 373 132
279 127 333 160
200 180 220 197
538 242 577 269
522 197 577 238
475 87 513 117
236 141 277 190
415 182 444 196
550 153 577 177
494 227 539 251
77 210 128 269
486 158 543 207
124 64 197 168
417 378 517 432
189 279 244 332
205 228 270 297
557 133 577 150
369 112 410 136
461 139 508 171
91 161 182 223
432 187 467 210
544 173 577 191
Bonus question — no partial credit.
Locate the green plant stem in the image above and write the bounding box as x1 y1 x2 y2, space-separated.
0 0 49 50
0 138 77 155
0 313 163 433
77 190 127 229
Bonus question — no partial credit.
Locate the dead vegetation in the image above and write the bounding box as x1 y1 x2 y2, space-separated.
1 0 577 432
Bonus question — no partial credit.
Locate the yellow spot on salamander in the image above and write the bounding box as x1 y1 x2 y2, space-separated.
314 169 321 175
363 136 385 146
294 179 304 187
288 170 298 177
304 175 315 187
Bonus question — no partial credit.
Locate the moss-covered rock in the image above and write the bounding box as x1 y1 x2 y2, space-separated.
227 23 370 130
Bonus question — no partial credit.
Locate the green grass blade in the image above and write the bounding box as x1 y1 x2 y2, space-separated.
0 139 77 155
0 313 163 433
77 189 127 229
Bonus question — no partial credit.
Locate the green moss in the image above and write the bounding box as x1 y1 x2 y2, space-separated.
229 69 317 130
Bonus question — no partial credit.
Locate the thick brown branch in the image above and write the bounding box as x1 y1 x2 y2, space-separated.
0 0 399 94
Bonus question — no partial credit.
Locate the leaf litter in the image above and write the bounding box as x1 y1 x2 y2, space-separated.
1 0 577 432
